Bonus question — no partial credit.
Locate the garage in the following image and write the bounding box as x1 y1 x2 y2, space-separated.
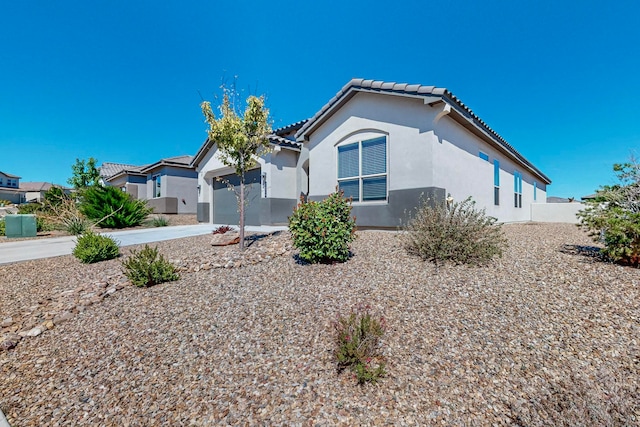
212 169 262 225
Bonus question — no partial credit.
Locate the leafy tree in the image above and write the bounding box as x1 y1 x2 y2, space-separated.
201 88 272 250
68 157 101 190
578 157 640 266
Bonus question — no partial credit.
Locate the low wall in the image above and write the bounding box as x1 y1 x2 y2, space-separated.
146 197 178 214
531 202 584 224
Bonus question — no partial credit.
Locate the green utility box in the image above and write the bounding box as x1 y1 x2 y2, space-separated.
5 214 37 238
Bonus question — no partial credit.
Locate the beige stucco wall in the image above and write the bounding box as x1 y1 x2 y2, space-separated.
304 91 548 222
531 202 583 224
145 166 197 214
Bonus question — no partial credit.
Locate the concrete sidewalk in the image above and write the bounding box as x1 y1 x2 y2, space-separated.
0 224 287 265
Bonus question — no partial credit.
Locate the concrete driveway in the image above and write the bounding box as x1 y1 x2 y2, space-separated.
0 224 287 265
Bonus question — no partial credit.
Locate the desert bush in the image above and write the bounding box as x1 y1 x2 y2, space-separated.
35 216 54 233
212 225 233 235
43 186 70 208
40 194 92 235
288 191 356 263
122 245 179 287
334 305 386 385
65 216 92 235
0 199 11 207
404 197 507 266
149 216 169 227
578 159 640 266
73 232 120 263
80 185 152 228
17 203 43 214
0 218 5 236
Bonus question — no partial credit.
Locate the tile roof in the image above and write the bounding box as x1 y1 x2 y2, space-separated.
273 119 308 136
19 182 71 192
0 171 21 179
160 155 193 165
268 135 301 150
140 155 195 173
295 78 551 184
99 162 142 179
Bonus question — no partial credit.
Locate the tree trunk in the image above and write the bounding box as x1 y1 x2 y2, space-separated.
239 174 245 251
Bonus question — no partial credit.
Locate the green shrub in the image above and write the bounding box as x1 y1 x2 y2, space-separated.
0 199 11 207
17 203 43 214
73 232 120 263
404 197 507 266
578 160 640 266
35 216 54 233
122 245 179 287
149 216 169 227
334 305 386 385
0 218 5 236
65 216 92 235
80 185 152 229
43 186 70 208
288 191 356 263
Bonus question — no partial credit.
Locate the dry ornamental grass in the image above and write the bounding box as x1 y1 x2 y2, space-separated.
0 223 639 425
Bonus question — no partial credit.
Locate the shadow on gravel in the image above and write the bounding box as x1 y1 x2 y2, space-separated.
559 244 603 261
244 231 280 247
292 250 355 266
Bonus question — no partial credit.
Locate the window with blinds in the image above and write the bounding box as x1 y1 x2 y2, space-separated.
338 136 387 202
514 171 523 208
493 160 500 206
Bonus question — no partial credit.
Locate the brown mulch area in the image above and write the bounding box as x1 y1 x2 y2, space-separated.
1 223 639 425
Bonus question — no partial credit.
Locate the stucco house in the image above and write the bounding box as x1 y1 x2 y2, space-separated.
0 172 24 204
100 155 198 214
99 162 147 198
192 79 551 226
20 182 72 203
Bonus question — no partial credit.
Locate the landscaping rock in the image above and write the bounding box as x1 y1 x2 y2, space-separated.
4 225 638 425
53 311 74 325
0 333 21 351
25 327 43 337
211 231 240 246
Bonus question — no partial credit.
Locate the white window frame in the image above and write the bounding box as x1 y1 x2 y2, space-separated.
337 135 388 204
493 160 500 206
514 171 523 208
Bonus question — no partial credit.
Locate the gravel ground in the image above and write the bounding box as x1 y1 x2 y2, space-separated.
1 223 639 426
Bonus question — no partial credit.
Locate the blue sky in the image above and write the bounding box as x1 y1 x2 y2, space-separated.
1 0 638 198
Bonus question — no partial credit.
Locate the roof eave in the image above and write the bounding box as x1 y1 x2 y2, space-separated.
295 78 551 185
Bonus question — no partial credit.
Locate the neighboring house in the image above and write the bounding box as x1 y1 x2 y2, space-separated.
100 162 148 200
0 171 24 204
101 155 198 214
20 182 72 203
139 155 197 215
192 79 551 226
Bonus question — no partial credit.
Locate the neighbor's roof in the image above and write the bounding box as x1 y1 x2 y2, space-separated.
0 171 21 179
19 182 71 192
99 162 142 179
295 78 551 185
140 155 195 173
